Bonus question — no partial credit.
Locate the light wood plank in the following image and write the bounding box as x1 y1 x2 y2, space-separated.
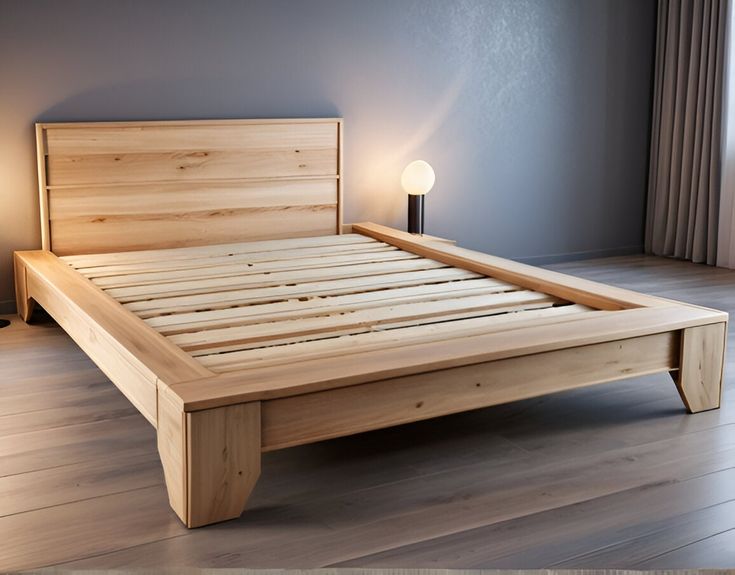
145 278 516 335
91 249 417 289
171 304 725 410
261 332 679 450
36 124 51 250
352 222 669 310
174 291 560 354
74 242 396 278
45 120 338 154
47 147 336 185
198 304 593 371
50 205 338 256
49 178 337 218
107 257 447 302
15 251 212 422
24 271 158 425
123 268 479 317
61 233 376 267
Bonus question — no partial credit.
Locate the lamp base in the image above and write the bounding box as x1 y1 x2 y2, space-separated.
408 195 425 235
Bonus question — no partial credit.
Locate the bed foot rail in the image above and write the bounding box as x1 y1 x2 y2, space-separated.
158 385 261 528
671 323 727 413
13 253 36 322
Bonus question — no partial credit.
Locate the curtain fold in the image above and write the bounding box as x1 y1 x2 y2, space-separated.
646 0 727 264
718 0 735 267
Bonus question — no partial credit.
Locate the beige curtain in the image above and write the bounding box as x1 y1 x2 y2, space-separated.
718 0 735 268
646 0 727 264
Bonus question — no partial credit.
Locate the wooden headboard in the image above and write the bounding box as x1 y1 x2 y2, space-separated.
36 118 343 255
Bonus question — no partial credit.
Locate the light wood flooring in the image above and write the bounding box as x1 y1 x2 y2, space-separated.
0 255 733 570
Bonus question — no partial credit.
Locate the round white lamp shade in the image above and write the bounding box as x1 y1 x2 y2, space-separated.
401 160 435 196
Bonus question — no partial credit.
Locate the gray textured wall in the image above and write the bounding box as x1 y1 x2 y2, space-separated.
0 0 656 311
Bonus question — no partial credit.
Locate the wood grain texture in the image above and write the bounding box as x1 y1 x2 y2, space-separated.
158 383 262 528
674 323 727 413
14 250 212 425
36 123 51 251
38 119 342 254
157 384 188 521
62 233 375 267
261 332 680 450
12 252 35 322
187 402 261 528
171 304 723 411
50 228 725 415
352 222 669 310
50 204 338 255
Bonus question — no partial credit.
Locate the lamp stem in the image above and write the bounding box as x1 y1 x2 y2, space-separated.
407 194 425 235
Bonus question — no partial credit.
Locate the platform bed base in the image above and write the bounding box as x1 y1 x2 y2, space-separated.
158 326 721 528
15 238 726 527
15 119 727 528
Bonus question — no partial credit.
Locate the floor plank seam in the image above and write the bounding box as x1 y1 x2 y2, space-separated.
631 526 735 568
0 478 165 519
324 465 735 568
546 496 735 568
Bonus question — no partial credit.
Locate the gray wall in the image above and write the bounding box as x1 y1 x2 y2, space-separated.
0 0 656 312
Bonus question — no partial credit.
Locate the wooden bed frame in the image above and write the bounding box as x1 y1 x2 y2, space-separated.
14 118 727 528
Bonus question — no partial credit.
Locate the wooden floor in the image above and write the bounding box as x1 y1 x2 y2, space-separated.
1 254 734 570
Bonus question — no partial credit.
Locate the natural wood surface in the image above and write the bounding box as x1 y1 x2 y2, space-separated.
352 222 669 310
12 253 35 322
14 250 212 425
17 220 726 528
16 119 730 530
260 332 679 450
186 401 261 528
158 382 262 528
1 254 734 570
56 231 725 414
674 323 727 412
37 119 343 254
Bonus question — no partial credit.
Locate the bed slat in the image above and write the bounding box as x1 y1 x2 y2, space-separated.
145 278 515 335
171 290 561 354
90 249 417 289
198 304 594 372
105 258 451 302
72 243 397 278
65 233 605 377
122 268 482 317
61 233 374 267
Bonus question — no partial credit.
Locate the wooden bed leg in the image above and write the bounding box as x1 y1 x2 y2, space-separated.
157 384 261 528
13 253 36 322
671 323 727 413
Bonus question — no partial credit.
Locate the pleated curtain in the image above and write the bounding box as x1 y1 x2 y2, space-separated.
646 0 727 265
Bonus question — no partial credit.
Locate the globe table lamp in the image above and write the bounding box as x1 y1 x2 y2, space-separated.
401 160 435 235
